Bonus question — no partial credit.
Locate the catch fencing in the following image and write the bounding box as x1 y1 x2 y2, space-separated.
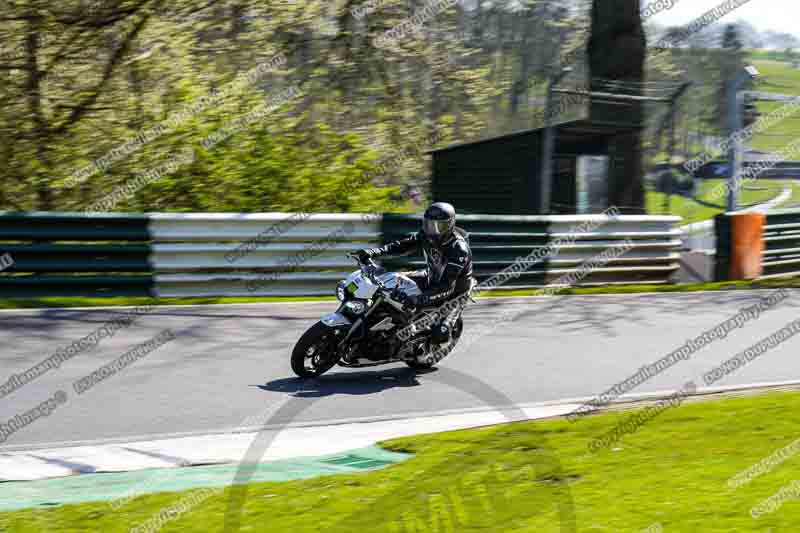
0 211 683 297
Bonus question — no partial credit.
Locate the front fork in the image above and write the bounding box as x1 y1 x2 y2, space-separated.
332 295 385 350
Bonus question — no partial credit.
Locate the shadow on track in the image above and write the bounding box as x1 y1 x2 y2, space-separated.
507 290 800 337
258 366 434 398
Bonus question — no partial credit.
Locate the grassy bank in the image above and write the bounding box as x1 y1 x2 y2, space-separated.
0 295 337 309
4 391 800 531
647 178 800 224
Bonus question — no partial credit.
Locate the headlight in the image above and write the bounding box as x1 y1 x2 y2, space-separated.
344 300 367 315
336 282 347 302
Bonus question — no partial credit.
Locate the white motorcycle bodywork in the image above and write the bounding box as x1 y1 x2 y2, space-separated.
320 269 422 328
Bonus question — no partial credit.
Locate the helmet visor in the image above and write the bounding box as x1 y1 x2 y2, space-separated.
423 218 451 240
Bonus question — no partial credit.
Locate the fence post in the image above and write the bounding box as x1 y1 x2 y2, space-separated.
714 214 731 281
714 212 765 281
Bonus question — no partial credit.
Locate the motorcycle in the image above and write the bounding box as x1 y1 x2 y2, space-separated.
290 254 470 378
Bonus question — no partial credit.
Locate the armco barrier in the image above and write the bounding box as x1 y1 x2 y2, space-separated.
715 208 800 281
381 214 682 288
0 212 683 298
150 213 381 297
761 209 800 279
0 212 153 297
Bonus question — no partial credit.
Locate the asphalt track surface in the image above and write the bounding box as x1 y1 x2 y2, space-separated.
2 289 800 450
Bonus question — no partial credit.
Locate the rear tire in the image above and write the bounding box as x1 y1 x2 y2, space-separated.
406 317 464 370
405 354 436 370
291 321 342 378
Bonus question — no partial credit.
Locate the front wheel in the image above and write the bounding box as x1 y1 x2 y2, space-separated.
291 321 343 378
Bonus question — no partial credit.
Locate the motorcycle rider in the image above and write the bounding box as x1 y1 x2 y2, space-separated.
355 202 473 310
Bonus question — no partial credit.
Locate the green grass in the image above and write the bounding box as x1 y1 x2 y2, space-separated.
750 50 797 63
644 54 800 221
737 180 790 205
774 180 800 209
489 275 800 296
745 58 800 153
650 57 800 159
698 178 799 209
6 391 800 532
647 179 800 224
0 295 338 310
646 188 719 224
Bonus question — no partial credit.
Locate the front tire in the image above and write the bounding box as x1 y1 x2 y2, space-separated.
291 321 342 378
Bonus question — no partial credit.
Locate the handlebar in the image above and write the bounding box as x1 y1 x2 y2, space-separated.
346 251 370 268
346 253 385 288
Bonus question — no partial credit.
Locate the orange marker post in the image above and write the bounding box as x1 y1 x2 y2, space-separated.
729 213 765 280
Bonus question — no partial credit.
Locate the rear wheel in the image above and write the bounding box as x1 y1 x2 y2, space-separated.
291 322 342 378
405 349 437 370
405 317 464 370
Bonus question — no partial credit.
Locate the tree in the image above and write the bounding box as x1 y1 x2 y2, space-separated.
742 95 760 128
586 0 647 214
714 24 747 131
0 0 590 213
786 47 799 69
734 20 763 50
0 0 167 209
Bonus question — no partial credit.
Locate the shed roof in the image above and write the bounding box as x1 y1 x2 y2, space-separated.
429 119 641 155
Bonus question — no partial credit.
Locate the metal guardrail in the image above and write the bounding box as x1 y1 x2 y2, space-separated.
761 210 800 279
148 213 381 242
714 208 800 281
151 213 381 297
0 212 684 298
381 214 682 290
0 212 152 297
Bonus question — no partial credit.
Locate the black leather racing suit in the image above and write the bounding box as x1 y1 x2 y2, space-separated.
365 227 473 307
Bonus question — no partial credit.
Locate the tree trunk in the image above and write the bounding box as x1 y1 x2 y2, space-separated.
586 0 646 214
489 9 504 136
24 12 53 211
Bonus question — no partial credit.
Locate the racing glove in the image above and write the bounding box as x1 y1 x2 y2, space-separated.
355 248 382 263
396 292 428 309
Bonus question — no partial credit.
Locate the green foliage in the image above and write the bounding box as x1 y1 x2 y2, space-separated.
0 0 588 213
5 2 795 217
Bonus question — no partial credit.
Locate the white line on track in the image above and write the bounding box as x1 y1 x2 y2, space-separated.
2 379 799 482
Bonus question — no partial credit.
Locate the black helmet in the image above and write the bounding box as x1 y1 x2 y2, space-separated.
423 202 456 244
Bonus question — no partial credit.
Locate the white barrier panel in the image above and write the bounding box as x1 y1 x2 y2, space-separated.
148 213 684 297
148 213 381 242
151 243 365 271
154 272 348 297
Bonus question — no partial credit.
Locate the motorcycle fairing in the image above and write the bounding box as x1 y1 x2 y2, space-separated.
320 312 353 328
